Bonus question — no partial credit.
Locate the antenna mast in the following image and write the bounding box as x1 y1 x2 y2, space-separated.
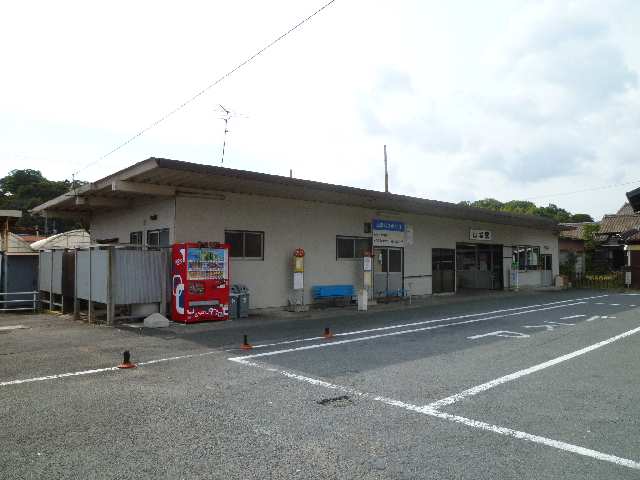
384 145 389 193
219 104 231 164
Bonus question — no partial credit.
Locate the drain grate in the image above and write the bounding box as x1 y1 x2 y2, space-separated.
317 395 353 407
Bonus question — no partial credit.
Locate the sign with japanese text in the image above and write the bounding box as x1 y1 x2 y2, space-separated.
470 229 493 241
373 219 405 247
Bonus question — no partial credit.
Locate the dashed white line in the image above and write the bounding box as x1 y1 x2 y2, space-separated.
559 315 585 320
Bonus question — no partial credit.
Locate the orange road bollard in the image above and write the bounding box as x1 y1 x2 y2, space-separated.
118 350 137 369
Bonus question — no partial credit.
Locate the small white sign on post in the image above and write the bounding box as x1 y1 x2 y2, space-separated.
470 229 492 241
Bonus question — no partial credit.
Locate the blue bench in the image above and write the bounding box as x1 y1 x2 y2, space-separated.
312 285 355 305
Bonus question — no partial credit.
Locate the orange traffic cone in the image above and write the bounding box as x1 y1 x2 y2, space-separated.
118 350 137 369
241 334 253 350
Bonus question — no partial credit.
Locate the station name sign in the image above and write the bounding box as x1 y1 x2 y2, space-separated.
470 229 492 241
373 219 405 247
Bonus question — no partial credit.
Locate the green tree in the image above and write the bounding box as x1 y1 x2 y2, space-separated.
581 223 601 273
568 213 594 222
0 169 82 233
460 198 594 223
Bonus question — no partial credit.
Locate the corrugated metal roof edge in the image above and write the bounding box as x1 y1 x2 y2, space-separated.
152 158 557 229
32 156 557 230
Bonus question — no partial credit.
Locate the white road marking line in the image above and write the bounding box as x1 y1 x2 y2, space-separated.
545 321 575 326
229 358 640 470
467 331 530 340
426 324 640 410
237 295 609 350
231 302 586 361
586 316 600 322
600 316 616 319
595 302 606 305
428 410 640 471
0 367 121 386
523 324 560 331
609 303 621 306
0 351 219 387
0 325 28 331
559 315 585 320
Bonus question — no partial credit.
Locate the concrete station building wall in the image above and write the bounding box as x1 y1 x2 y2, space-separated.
88 191 559 309
91 197 176 245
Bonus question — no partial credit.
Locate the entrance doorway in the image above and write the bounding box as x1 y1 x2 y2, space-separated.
373 247 403 297
432 248 455 293
456 243 503 290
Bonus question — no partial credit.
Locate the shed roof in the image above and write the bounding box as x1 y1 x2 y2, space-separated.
30 229 90 250
32 157 558 230
616 203 635 215
558 222 598 240
2 232 37 255
598 214 640 234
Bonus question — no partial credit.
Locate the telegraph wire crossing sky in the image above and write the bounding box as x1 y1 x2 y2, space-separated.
1 0 639 218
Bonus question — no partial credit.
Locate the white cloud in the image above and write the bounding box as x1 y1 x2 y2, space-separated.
1 0 639 219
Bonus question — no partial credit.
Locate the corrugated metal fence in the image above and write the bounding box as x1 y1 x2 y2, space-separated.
39 246 170 324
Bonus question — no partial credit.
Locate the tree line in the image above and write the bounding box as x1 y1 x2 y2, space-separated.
0 169 85 234
458 198 594 223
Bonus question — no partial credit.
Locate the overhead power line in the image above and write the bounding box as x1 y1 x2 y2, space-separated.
73 0 338 177
523 178 640 202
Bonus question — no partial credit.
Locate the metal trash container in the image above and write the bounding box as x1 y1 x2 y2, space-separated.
229 293 239 320
232 284 250 318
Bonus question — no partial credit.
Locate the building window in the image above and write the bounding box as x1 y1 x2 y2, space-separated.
130 231 143 245
512 245 541 271
147 228 170 248
336 236 371 259
225 230 264 259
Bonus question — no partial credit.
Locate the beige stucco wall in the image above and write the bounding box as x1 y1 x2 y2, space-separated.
90 197 176 245
171 192 559 308
88 192 559 309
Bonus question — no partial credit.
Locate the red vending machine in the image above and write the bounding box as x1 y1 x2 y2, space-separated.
172 242 230 323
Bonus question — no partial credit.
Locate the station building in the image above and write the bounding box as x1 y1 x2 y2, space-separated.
33 158 559 309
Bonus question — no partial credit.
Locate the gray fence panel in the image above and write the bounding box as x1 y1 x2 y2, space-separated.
75 249 108 303
51 250 63 294
90 250 109 303
76 250 90 300
113 250 167 304
38 251 52 292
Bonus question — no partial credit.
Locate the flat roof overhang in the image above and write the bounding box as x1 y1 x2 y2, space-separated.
31 157 558 230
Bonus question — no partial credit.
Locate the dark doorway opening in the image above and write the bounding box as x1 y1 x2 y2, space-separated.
432 248 455 293
456 243 503 290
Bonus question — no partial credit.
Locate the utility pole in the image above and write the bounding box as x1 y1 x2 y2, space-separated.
384 145 389 193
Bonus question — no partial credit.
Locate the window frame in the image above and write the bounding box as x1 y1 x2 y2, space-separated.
130 231 143 245
512 245 542 271
336 235 372 260
146 228 170 248
224 230 265 260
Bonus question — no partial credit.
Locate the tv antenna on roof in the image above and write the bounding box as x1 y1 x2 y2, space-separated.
217 104 248 164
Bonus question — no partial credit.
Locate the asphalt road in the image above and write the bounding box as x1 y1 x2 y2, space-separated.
1 290 639 479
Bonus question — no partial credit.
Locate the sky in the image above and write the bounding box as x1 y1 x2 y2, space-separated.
1 0 639 219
